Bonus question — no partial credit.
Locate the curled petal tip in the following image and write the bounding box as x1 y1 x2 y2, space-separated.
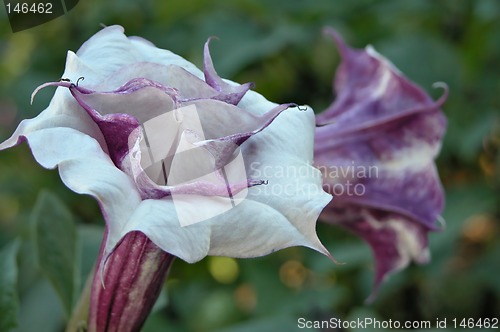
322 27 341 41
432 81 449 106
435 215 446 231
206 35 220 43
432 81 448 90
31 81 72 104
325 250 343 265
322 27 348 55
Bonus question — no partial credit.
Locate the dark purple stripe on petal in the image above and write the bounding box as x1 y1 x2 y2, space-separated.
65 79 180 168
69 87 141 167
133 172 261 200
32 80 142 167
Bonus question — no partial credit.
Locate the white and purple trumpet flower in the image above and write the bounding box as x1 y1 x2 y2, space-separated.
315 29 447 299
0 26 331 331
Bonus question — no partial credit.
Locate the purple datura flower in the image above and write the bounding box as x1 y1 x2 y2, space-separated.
315 28 447 299
0 26 332 331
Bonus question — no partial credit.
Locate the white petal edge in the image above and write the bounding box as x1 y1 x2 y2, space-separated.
74 25 204 84
23 127 142 252
243 104 333 256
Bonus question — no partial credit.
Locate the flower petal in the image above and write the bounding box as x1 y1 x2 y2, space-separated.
119 198 211 263
21 127 141 252
203 38 254 105
75 25 203 85
1 81 106 154
316 29 447 130
321 205 430 300
120 196 327 262
241 101 333 256
192 102 295 169
91 62 218 100
68 81 179 167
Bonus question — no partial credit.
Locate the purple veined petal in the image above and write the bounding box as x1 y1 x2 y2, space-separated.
321 205 430 302
203 37 254 105
67 78 180 122
314 28 447 230
33 79 181 168
193 102 296 170
91 62 219 100
316 28 447 136
115 90 331 260
313 28 448 297
315 113 446 228
183 99 296 141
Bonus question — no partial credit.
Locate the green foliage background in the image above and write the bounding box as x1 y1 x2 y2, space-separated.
0 0 499 331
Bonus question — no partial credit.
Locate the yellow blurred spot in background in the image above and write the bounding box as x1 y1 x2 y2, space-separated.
234 283 257 313
208 257 239 284
1 33 35 83
279 260 308 289
462 214 497 243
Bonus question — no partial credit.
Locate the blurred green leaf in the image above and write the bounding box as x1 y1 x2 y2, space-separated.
0 240 20 332
77 224 103 291
459 112 498 161
345 307 383 332
32 190 79 317
17 279 65 332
